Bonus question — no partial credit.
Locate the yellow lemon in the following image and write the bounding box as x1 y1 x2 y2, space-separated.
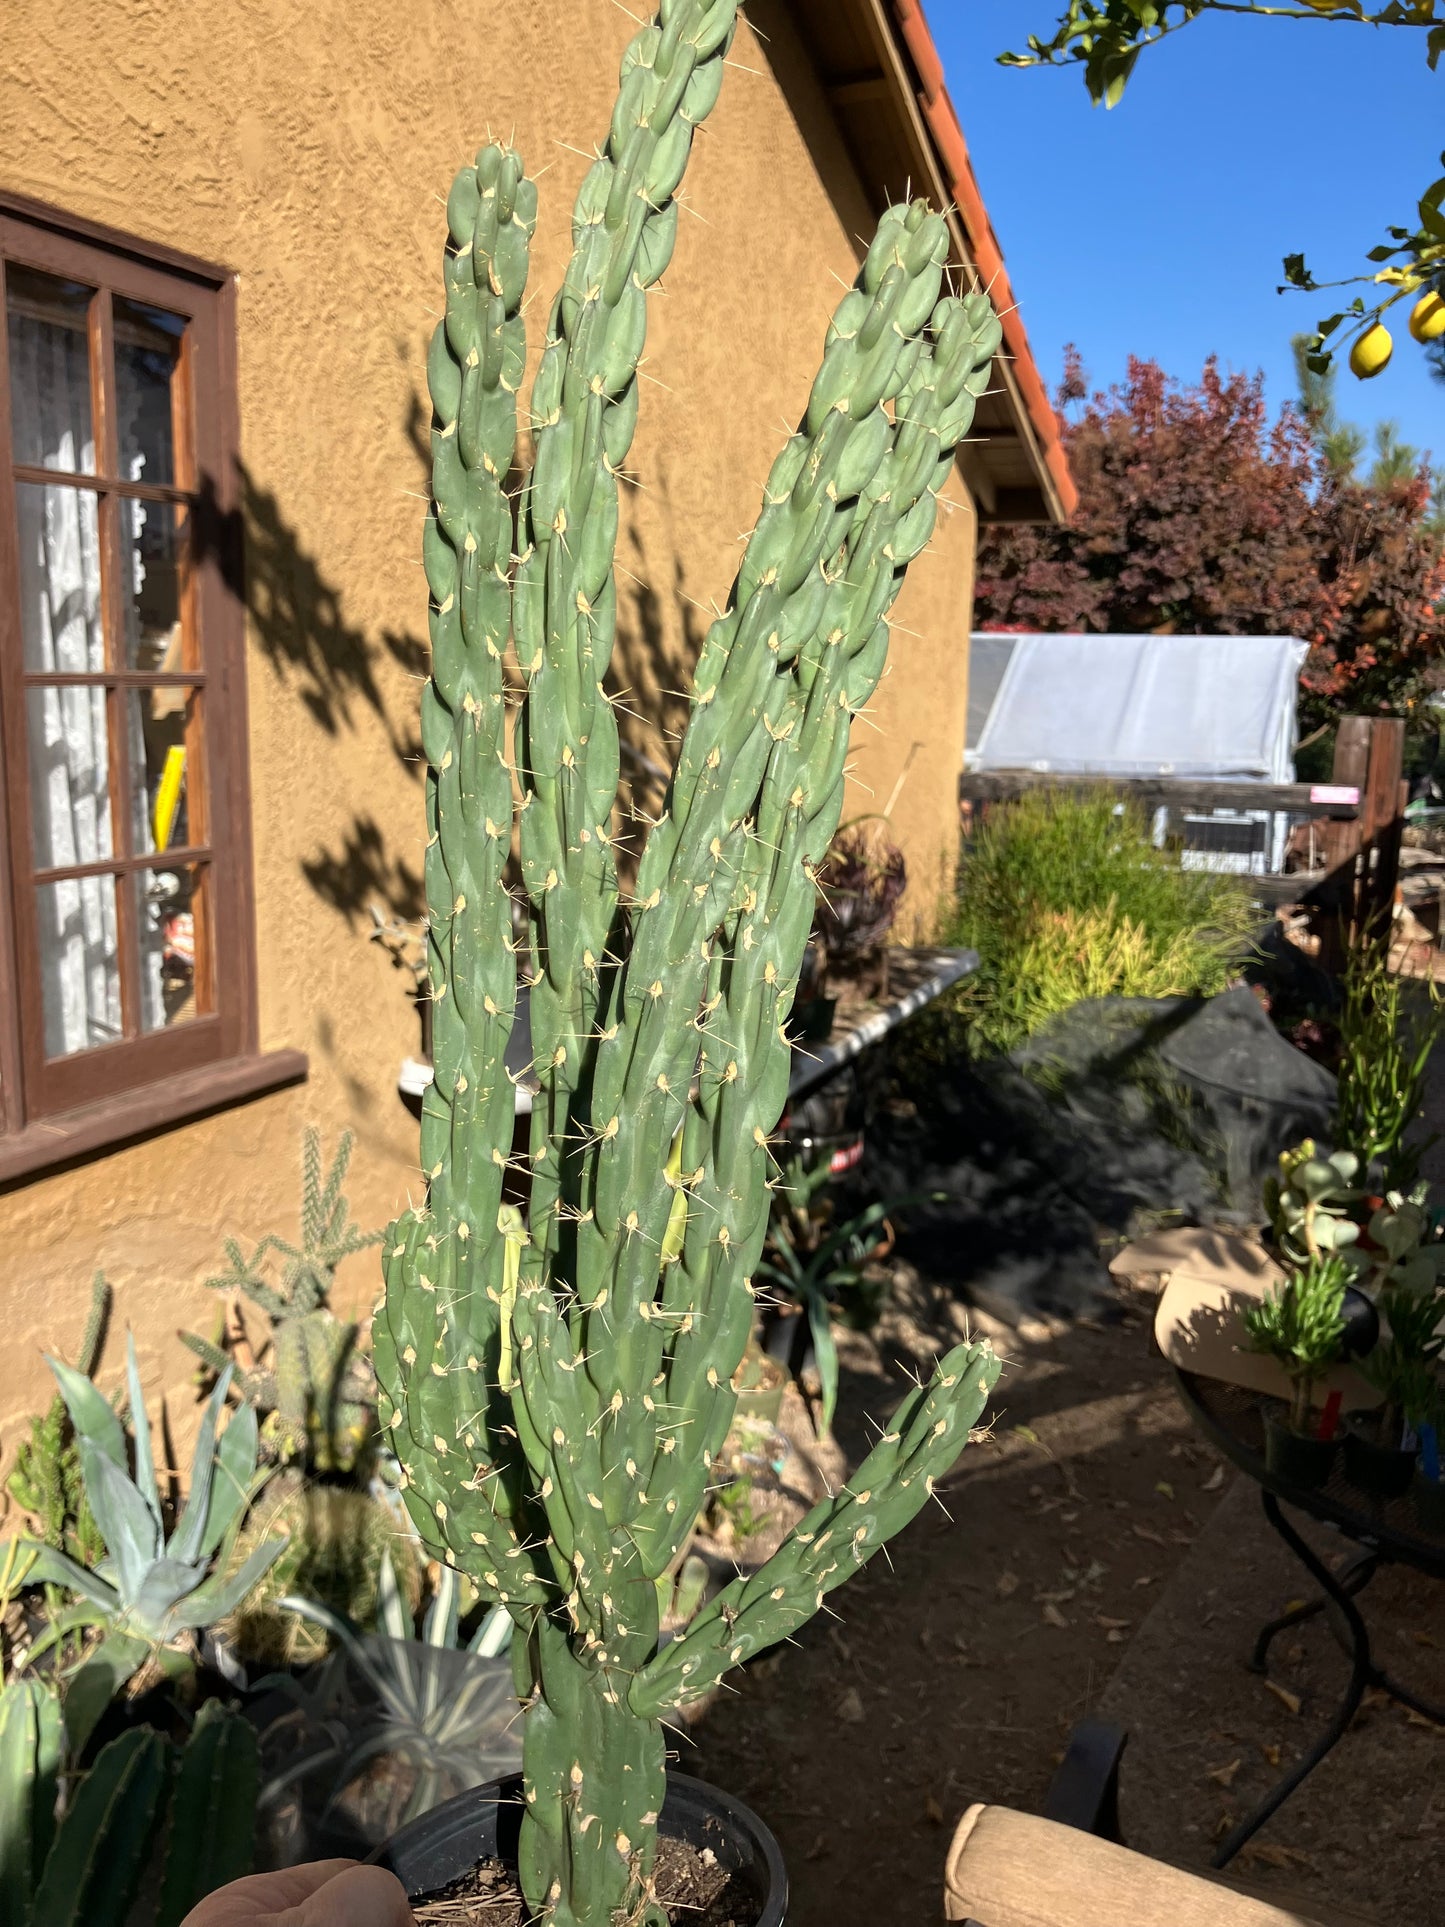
1410 291 1445 343
1349 324 1393 379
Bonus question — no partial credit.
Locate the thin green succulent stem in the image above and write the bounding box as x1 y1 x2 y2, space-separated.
633 1333 1000 1715
569 205 955 1553
516 1609 667 1927
513 0 740 1293
641 291 1002 1572
374 142 550 1604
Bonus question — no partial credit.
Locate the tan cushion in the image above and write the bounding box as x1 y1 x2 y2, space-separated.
1152 1242 1378 1412
943 1804 1379 1927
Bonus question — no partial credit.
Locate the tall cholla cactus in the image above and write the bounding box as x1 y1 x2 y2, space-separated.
374 4 1002 1921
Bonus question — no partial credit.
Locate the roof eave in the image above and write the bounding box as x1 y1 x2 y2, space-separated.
785 0 1076 526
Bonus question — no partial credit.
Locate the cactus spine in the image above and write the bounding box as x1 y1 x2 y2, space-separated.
376 6 1003 1922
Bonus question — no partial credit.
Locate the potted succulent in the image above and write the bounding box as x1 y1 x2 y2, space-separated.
811 819 908 1005
1411 1375 1445 1534
372 5 1004 1923
1242 1254 1350 1487
1346 1282 1445 1499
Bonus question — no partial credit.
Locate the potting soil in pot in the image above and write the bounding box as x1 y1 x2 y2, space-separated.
411 1839 761 1927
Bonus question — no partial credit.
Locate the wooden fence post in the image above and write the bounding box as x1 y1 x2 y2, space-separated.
1359 719 1406 936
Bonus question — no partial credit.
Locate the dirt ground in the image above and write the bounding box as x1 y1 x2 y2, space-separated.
682 1262 1445 1927
683 1265 1211 1927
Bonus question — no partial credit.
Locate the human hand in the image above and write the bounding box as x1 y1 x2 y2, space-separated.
181 1859 414 1927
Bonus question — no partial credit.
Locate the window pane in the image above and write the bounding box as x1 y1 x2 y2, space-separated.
14 481 104 673
37 872 121 1058
137 863 206 1032
27 685 114 872
5 265 95 475
128 685 199 854
114 297 183 488
122 498 186 669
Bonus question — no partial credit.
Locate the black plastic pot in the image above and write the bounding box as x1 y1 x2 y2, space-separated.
1339 1286 1381 1360
1262 1412 1337 1490
378 1772 788 1927
792 996 836 1045
1343 1415 1417 1500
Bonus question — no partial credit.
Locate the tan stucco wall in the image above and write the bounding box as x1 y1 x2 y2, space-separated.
0 0 975 1452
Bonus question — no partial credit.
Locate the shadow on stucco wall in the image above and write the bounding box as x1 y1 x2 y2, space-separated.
191 457 431 937
241 463 427 774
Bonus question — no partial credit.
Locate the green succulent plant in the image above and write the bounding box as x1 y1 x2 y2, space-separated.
1264 1140 1363 1267
1362 1277 1445 1447
263 1555 517 1833
1362 1193 1445 1297
1243 1252 1351 1436
181 1127 382 1474
7 1338 285 1751
757 1153 912 1435
372 6 1004 1924
0 1679 258 1927
6 1274 110 1571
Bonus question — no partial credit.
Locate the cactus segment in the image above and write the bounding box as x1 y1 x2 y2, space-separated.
155 1703 260 1927
513 0 742 1292
0 1679 62 1926
632 1338 999 1715
379 8 1005 1923
31 1727 168 1927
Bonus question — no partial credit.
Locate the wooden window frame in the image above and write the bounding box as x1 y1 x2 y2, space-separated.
0 192 304 1186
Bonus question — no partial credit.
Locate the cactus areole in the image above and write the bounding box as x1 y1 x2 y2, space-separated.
374 4 1002 1920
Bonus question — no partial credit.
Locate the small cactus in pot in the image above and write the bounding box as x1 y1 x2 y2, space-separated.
374 5 1002 1922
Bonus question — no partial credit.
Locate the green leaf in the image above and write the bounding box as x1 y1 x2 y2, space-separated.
80 1452 160 1602
195 1405 261 1564
805 1287 840 1438
1282 253 1317 291
168 1368 236 1567
166 1537 286 1634
421 1563 459 1651
122 1337 162 1536
6 1540 117 1616
378 1552 412 1644
60 1631 149 1758
43 1358 124 1473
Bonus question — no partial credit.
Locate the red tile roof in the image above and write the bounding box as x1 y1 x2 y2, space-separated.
890 0 1077 519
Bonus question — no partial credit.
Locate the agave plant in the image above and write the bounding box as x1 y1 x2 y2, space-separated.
8 1338 285 1749
758 1152 912 1434
261 1556 517 1834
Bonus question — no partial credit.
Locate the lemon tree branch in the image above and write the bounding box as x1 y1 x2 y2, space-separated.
1001 2 1445 372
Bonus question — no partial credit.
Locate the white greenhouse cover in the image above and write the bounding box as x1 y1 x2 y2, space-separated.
966 633 1308 782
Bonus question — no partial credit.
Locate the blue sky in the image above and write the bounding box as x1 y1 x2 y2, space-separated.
934 2 1444 465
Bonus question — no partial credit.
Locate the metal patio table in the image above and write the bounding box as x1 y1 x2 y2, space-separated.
1176 1368 1445 1868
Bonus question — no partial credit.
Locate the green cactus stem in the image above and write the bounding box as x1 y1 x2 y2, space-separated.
376 6 1005 1923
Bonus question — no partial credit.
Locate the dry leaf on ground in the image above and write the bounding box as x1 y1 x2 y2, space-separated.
1265 1680 1302 1716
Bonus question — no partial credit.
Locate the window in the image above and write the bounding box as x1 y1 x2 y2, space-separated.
0 196 301 1179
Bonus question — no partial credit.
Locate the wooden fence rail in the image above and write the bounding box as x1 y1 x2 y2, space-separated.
957 715 1406 968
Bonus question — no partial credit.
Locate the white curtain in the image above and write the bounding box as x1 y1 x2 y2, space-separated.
8 302 121 1057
